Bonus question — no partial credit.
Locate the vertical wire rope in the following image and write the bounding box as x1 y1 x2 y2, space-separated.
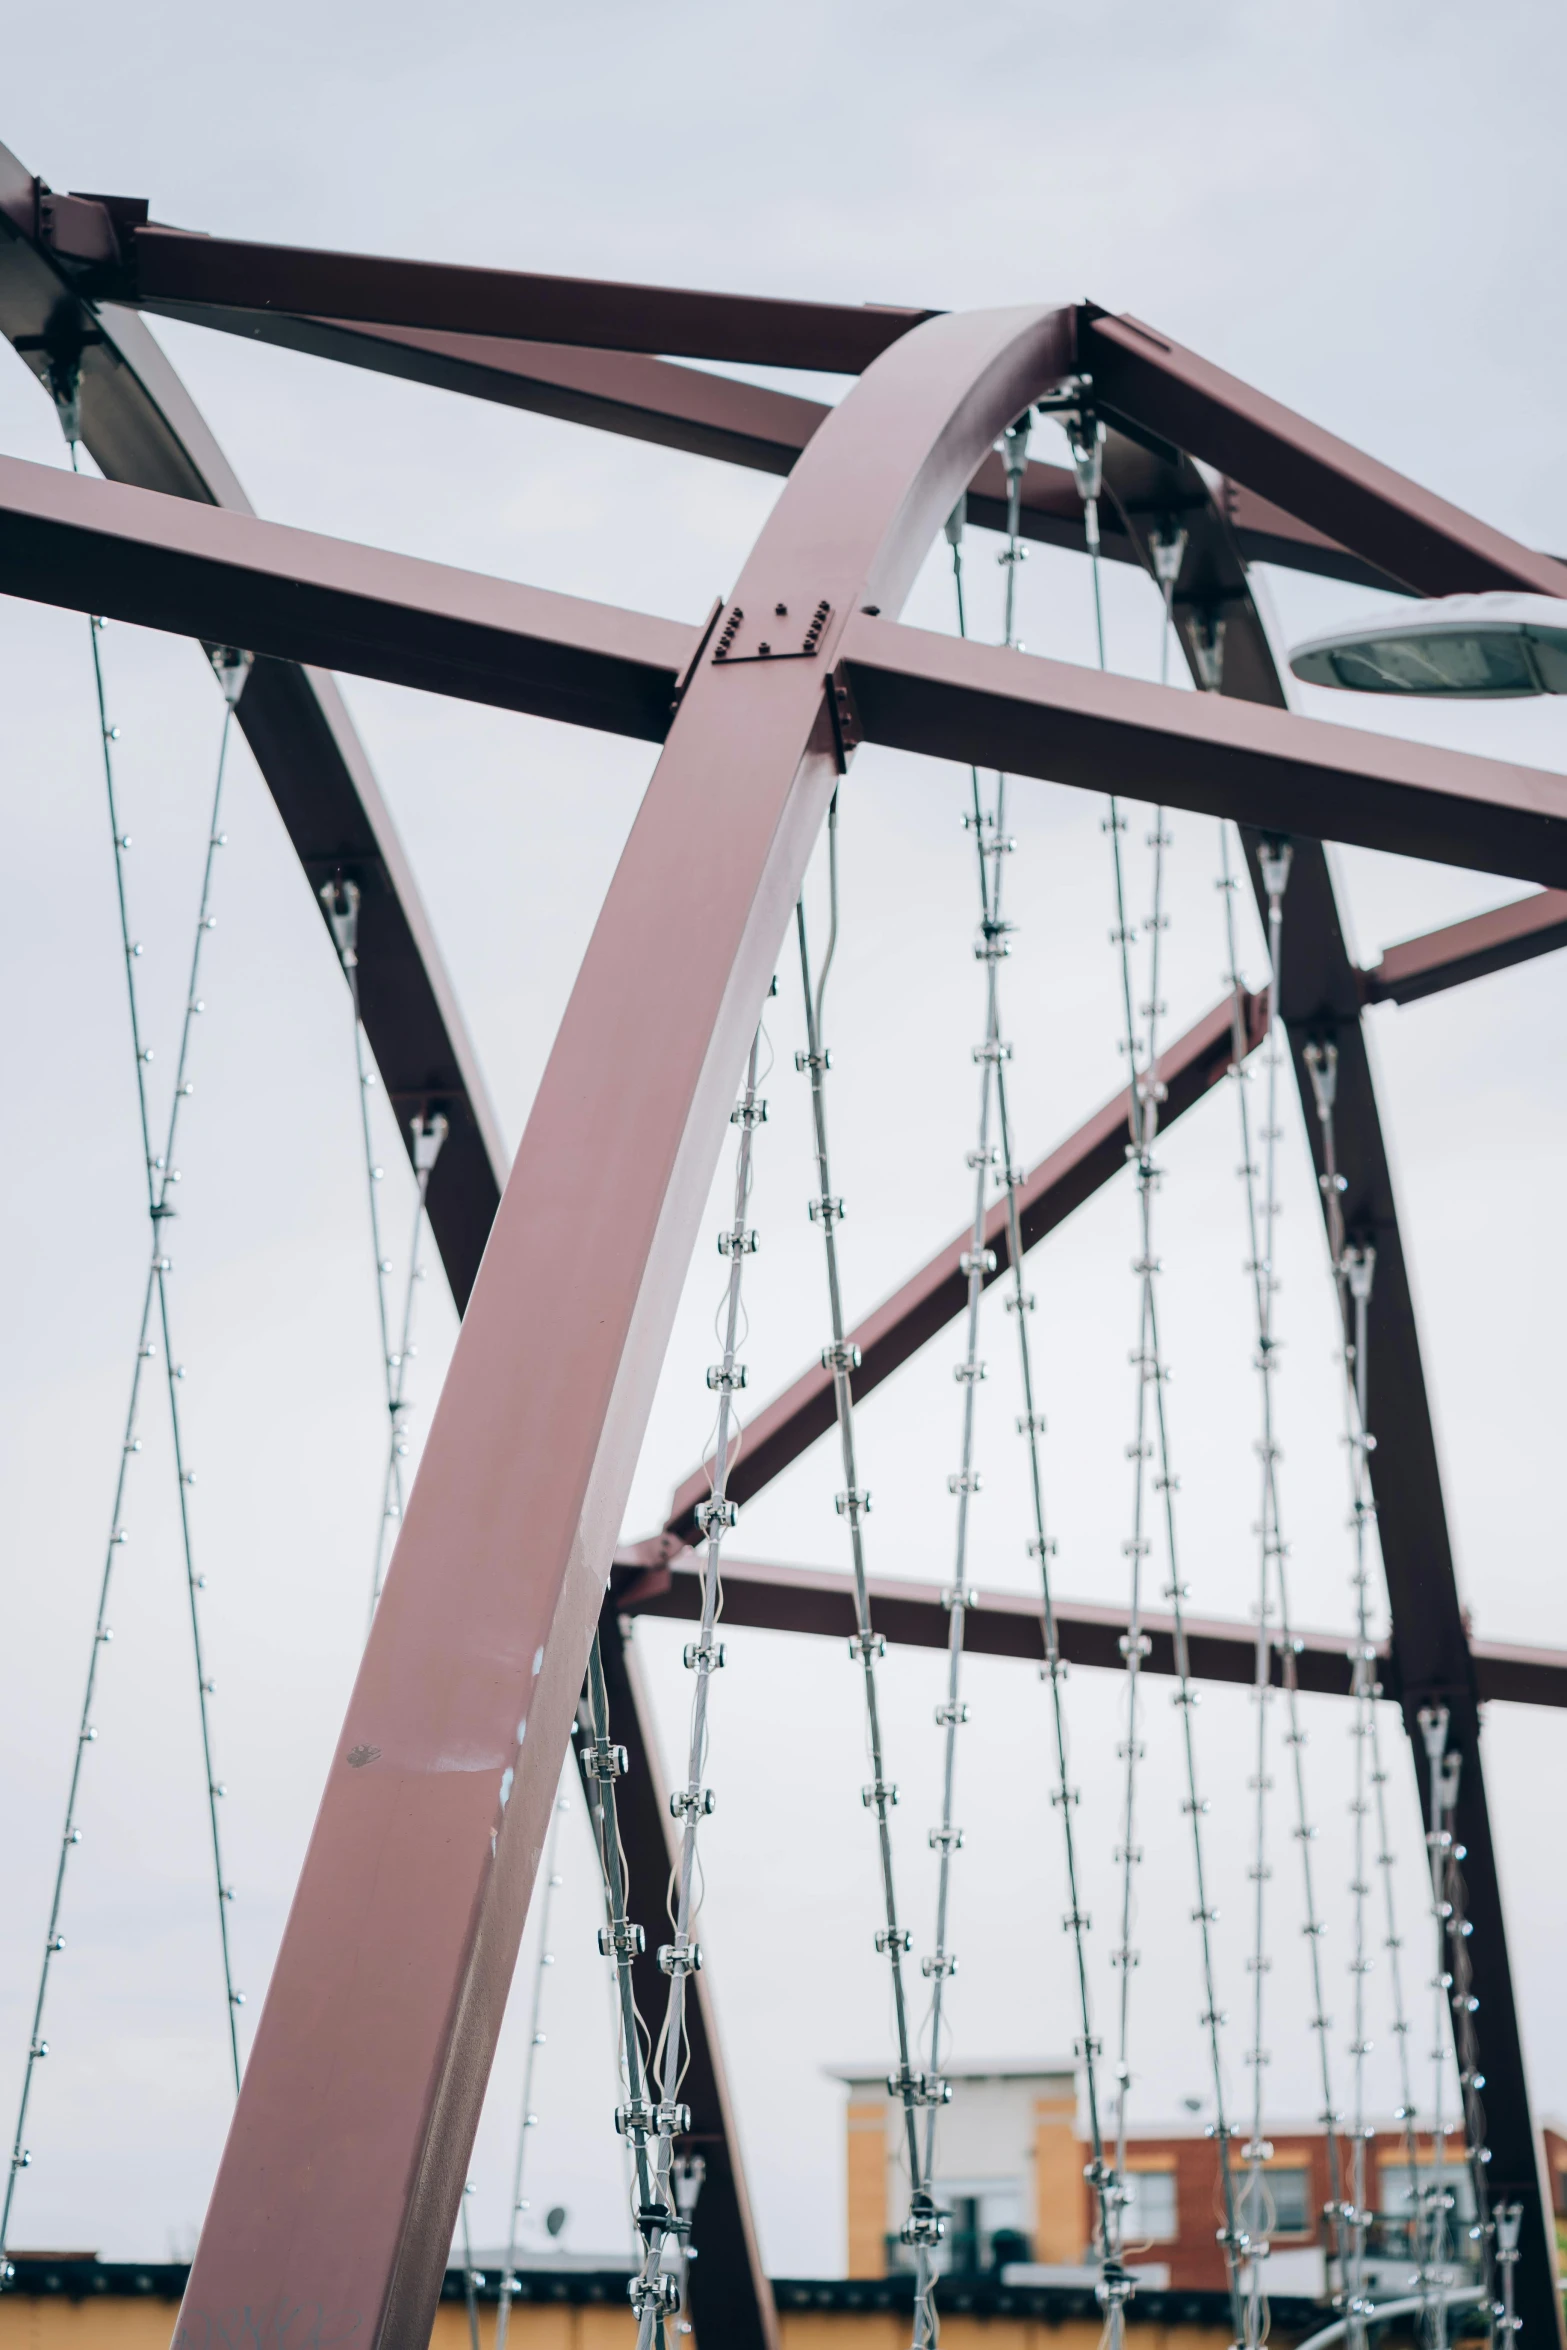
1240 847 1350 2326
581 1635 663 2346
637 1019 769 2340
1303 1052 1436 2338
3 549 248 2262
495 1778 572 2350
1068 409 1246 2346
795 871 942 2350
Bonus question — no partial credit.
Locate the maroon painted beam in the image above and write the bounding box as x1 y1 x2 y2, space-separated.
122 223 934 375
10 452 1567 887
1083 305 1567 600
665 988 1263 1545
1362 889 1567 1006
840 613 1567 888
608 1551 1567 1713
0 449 694 737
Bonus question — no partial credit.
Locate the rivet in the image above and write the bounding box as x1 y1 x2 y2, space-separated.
775 602 788 616
861 604 881 617
758 642 771 655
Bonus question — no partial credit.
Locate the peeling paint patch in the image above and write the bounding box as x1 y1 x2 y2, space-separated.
346 1744 380 1769
499 1766 514 1808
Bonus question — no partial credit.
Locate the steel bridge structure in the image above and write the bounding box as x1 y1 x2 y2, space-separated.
4 132 1567 2350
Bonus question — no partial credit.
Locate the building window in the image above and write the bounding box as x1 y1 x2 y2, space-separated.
891 2181 1026 2276
1123 2169 1177 2243
1269 2168 1312 2237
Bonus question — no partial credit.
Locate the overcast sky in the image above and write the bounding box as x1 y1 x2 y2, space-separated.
2 0 1567 2282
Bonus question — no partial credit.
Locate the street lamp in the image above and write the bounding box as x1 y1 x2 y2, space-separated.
1289 592 1567 698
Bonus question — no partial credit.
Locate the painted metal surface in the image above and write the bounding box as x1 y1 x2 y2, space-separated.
608 1552 1567 1712
1363 888 1567 1006
665 990 1264 1544
172 300 1081 2350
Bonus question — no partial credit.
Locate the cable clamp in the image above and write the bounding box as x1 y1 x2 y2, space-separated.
794 1048 831 1074
718 1227 757 1257
629 2274 681 2318
1062 1907 1092 1933
598 1920 645 1959
705 1363 747 1392
935 1701 969 1727
1119 1631 1152 1661
921 1952 958 1980
694 1497 738 1536
953 1359 987 1384
669 1787 715 1820
864 1783 899 1812
900 2188 948 2245
657 1942 702 1978
875 1924 911 1952
683 1640 726 1671
974 933 1014 962
730 1097 768 1128
1017 1411 1046 1435
966 1145 1001 1171
946 1469 982 1496
1005 1291 1036 1314
942 1584 980 1611
960 1247 997 1278
835 1488 871 1522
972 1040 1013 1065
929 1824 965 1852
848 1630 885 1662
808 1195 846 1228
1026 1536 1057 1559
822 1340 862 1373
583 1740 629 1782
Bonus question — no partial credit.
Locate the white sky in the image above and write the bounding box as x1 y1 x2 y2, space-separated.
1 0 1566 2281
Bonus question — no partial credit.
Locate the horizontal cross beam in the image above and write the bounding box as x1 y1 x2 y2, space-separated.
608 1551 1567 1710
6 454 1567 885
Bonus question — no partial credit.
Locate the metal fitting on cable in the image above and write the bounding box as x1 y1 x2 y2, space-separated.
582 1740 628 1782
864 1784 900 1812
319 875 361 968
848 1630 885 1662
669 1787 715 1820
411 1111 449 1174
835 1487 871 1521
598 1921 644 1959
794 1047 831 1074
808 1195 845 1227
704 1363 747 1392
730 1097 767 1128
656 1943 702 1978
901 2190 948 2247
695 1496 738 1536
822 1340 862 1372
718 1228 757 1257
875 1925 911 1952
1258 838 1294 901
953 1359 987 1385
683 1640 725 1671
922 1952 958 1980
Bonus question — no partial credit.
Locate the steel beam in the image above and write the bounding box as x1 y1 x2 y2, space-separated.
119 224 934 374
608 1551 1567 1712
840 613 1567 887
1362 890 1567 1006
1083 304 1567 600
665 989 1263 1544
579 1616 778 2350
11 452 1567 884
174 301 1082 2350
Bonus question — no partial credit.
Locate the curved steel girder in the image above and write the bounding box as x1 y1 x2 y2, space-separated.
173 298 1077 2350
0 140 507 1305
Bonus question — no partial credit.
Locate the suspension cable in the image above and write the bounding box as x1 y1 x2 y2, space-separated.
1303 1037 1427 2344
580 1632 667 2343
1063 399 1245 2346
495 1776 572 2350
317 882 447 1626
1219 833 1349 2340
3 468 250 2259
634 1015 770 2346
796 848 944 2350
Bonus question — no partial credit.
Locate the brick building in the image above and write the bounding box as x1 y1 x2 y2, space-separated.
835 2062 1519 2295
